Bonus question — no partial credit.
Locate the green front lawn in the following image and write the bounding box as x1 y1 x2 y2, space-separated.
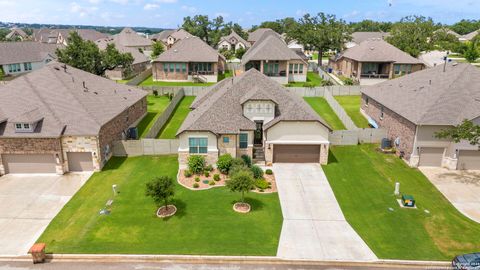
304 97 346 130
38 156 283 255
136 96 170 138
115 79 129 84
286 72 324 87
323 145 480 260
334 95 370 128
157 96 195 139
218 70 233 81
140 75 215 87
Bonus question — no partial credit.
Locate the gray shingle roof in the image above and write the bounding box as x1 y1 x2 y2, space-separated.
0 62 147 138
351 32 390 44
338 39 424 64
178 68 331 136
218 31 250 48
33 28 109 43
461 29 480 41
95 37 150 65
361 63 480 126
151 30 174 41
248 28 280 43
153 36 223 63
242 33 304 64
113 28 151 47
0 41 61 65
6 28 28 39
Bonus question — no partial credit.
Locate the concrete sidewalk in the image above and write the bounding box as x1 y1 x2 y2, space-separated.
273 163 377 261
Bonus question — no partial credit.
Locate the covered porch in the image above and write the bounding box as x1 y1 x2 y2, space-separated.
358 62 393 79
244 60 289 84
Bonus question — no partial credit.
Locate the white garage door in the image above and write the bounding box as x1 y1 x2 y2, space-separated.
2 154 56 174
458 150 480 170
419 148 444 167
67 152 94 172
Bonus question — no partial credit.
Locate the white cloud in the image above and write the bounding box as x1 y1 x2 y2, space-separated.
70 2 97 18
88 0 102 4
295 9 306 16
109 0 129 4
154 0 177 2
181 5 197 13
144 3 159 10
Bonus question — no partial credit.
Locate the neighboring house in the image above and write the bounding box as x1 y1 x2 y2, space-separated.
361 63 480 170
345 32 390 48
109 28 152 52
247 28 280 45
217 31 250 52
33 28 109 45
419 50 450 68
329 39 425 85
0 62 147 175
96 32 151 80
152 36 226 83
151 29 191 49
6 28 28 41
433 28 461 39
0 42 60 76
177 68 331 167
287 39 304 52
242 32 308 84
459 29 480 42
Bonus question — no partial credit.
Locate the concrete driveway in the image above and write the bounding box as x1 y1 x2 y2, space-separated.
273 163 377 261
0 173 92 256
420 167 480 223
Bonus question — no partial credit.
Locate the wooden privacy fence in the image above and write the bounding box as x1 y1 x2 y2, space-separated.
288 85 363 97
127 67 152 86
112 139 179 157
144 89 185 138
137 86 208 96
329 129 387 145
322 89 358 130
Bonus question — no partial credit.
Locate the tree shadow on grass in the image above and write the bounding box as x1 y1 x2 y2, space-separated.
162 199 187 221
102 157 128 171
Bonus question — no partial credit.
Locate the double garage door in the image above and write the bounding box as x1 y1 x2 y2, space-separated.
273 145 320 163
1 152 94 174
458 150 480 170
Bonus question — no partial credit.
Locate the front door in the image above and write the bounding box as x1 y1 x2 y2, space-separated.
254 121 263 145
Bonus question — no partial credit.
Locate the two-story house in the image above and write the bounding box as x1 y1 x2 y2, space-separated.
0 42 60 77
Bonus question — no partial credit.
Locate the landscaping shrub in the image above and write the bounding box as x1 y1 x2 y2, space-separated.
265 169 273 175
195 177 200 182
213 174 220 181
321 80 334 86
188 155 205 175
153 90 158 96
254 179 270 190
184 170 192 177
209 180 216 186
193 183 199 188
241 155 252 168
145 176 175 209
251 165 264 179
204 171 210 177
205 164 213 172
342 77 355 85
217 154 233 174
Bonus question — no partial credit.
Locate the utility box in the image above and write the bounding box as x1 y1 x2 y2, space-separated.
402 195 415 207
28 243 46 264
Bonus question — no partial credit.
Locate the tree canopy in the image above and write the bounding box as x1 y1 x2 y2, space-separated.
145 176 175 209
350 20 393 32
450 19 480 36
386 15 436 57
182 15 247 46
150 41 165 59
226 170 254 203
435 120 480 146
56 32 133 76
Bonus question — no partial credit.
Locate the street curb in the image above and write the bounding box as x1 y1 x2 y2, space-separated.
0 254 451 268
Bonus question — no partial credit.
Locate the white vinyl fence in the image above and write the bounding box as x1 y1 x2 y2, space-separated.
329 129 387 145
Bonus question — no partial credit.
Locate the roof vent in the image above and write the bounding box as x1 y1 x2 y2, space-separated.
174 49 178 53
370 47 375 50
62 64 67 72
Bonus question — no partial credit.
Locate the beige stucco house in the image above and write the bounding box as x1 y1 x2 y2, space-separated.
152 36 226 83
0 62 147 175
33 28 109 45
242 31 308 84
217 31 250 52
361 63 480 170
151 29 192 49
176 69 331 167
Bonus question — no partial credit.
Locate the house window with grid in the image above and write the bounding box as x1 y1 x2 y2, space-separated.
24 62 32 71
169 63 175 72
289 64 293 74
299 64 304 74
189 138 208 154
163 63 168 72
239 133 248 149
176 63 181 73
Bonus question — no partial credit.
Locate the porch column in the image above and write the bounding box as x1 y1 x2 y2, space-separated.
260 60 264 74
286 61 290 81
389 63 394 79
357 62 362 80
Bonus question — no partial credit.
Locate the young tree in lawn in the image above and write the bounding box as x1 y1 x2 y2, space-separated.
145 176 175 211
435 120 480 146
226 170 255 204
288 13 351 66
386 15 436 57
150 41 165 60
463 42 480 63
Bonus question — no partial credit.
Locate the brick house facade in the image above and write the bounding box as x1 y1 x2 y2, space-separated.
361 93 416 160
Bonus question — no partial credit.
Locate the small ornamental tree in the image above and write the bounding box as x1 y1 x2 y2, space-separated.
435 120 480 146
226 170 255 203
150 41 165 59
145 176 175 211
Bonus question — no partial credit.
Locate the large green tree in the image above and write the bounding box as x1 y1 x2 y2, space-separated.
288 13 351 65
182 15 247 46
463 42 479 62
350 20 393 32
431 29 462 52
56 32 133 76
435 120 480 146
450 19 480 36
145 176 175 211
150 41 165 59
386 16 436 57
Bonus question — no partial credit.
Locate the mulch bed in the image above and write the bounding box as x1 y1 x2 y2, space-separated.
156 205 177 218
253 172 277 193
178 169 227 190
233 202 251 213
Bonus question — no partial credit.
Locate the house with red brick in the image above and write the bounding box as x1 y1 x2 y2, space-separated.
0 62 147 175
361 63 480 170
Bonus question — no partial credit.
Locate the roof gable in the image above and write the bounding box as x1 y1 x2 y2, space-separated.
153 36 223 63
242 33 304 64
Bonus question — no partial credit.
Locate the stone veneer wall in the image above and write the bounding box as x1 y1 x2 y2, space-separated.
361 94 416 160
98 97 147 168
61 136 101 172
0 137 63 175
218 134 237 157
178 151 218 169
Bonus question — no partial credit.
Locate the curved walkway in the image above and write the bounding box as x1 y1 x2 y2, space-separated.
273 163 377 261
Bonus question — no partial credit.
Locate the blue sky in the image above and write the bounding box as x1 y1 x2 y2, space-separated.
0 0 479 28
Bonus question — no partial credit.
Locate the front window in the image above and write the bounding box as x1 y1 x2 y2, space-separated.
176 63 181 73
169 63 174 72
189 137 208 154
14 122 33 132
24 62 32 71
223 137 229 143
182 63 186 72
239 133 248 149
163 63 168 72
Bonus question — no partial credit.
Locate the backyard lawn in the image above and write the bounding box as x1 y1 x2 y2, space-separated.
139 75 215 87
286 72 325 87
157 96 195 139
218 70 233 81
38 155 283 255
334 95 370 128
136 95 170 138
304 97 346 130
323 145 480 261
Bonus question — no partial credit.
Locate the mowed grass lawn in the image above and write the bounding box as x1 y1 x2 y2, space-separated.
304 97 346 130
323 145 480 260
334 95 370 128
136 96 170 138
140 75 215 87
286 72 324 87
38 156 283 255
157 96 195 139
